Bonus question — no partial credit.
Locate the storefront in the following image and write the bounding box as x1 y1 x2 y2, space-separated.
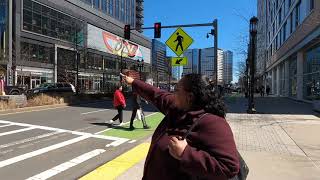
16 66 53 89
304 45 320 100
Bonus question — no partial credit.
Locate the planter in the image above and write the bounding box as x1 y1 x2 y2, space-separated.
313 100 320 112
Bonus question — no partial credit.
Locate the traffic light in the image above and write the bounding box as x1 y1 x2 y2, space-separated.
154 22 161 38
124 25 130 40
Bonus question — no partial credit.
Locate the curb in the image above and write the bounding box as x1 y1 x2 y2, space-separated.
0 100 109 115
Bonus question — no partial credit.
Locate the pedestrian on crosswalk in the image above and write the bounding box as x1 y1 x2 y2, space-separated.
110 85 126 126
129 91 150 130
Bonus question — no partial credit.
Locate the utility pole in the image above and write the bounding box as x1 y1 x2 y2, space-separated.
213 19 218 87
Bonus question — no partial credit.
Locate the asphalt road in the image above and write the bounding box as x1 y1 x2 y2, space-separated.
0 100 157 180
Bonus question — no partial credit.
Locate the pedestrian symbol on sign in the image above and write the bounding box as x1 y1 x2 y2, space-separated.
166 28 193 57
174 33 184 51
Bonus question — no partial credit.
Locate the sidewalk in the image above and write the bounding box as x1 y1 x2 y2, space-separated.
91 97 320 180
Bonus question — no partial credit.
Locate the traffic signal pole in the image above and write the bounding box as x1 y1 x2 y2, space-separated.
125 20 218 86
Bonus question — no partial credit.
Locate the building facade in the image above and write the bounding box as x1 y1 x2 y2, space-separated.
0 0 151 93
257 0 319 101
182 48 231 85
151 39 169 86
171 65 183 81
182 49 200 75
223 50 233 84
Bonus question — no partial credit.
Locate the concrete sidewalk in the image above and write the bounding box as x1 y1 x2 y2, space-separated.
115 97 320 179
116 113 320 180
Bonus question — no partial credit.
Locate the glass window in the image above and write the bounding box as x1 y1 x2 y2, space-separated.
93 0 100 9
109 0 113 16
304 46 320 100
42 6 51 17
310 0 314 10
295 1 301 27
279 8 282 26
115 0 119 19
23 9 32 30
23 1 82 43
102 0 107 13
24 0 32 10
120 0 125 22
285 19 290 39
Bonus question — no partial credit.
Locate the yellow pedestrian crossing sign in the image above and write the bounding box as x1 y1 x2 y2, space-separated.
171 57 188 66
166 28 194 57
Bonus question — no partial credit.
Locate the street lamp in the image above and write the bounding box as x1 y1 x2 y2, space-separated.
247 16 258 114
137 59 144 80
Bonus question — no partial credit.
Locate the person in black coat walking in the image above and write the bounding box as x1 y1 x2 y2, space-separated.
129 91 150 130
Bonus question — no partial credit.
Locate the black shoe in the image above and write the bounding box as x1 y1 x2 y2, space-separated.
129 126 135 130
143 125 150 129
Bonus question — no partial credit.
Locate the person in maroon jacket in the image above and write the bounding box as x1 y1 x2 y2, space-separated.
121 73 240 180
110 85 126 126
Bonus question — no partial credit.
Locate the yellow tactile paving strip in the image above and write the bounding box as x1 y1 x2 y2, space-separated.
79 143 150 180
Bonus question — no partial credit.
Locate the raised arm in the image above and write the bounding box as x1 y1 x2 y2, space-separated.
132 80 175 114
121 73 176 114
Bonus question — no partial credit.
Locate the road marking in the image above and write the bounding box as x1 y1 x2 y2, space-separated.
0 124 12 128
94 112 159 135
0 131 61 149
0 135 89 168
0 127 35 137
26 149 106 180
0 120 128 142
128 140 136 143
80 143 150 180
81 109 110 115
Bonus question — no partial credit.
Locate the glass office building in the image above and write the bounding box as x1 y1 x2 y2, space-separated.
1 0 150 93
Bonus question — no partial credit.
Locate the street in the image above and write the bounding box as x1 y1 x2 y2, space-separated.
0 100 157 180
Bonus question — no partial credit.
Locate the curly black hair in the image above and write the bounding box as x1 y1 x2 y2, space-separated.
182 73 226 118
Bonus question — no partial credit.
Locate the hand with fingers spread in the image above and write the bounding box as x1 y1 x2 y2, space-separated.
168 136 188 160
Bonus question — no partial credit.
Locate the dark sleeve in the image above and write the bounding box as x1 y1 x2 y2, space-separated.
179 116 240 178
132 80 175 114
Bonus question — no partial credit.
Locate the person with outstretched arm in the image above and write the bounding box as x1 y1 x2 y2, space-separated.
121 73 240 180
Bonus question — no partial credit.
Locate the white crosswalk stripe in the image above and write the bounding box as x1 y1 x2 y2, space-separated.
26 149 106 180
0 120 131 179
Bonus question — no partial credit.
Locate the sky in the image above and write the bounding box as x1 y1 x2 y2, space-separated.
143 0 257 82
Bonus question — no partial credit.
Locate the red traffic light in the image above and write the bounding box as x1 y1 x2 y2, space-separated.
124 25 130 40
154 22 161 38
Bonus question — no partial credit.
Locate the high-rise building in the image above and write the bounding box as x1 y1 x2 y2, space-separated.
182 49 200 75
152 39 169 85
172 66 183 81
80 0 144 32
182 48 230 85
223 50 233 84
257 0 319 101
0 0 151 93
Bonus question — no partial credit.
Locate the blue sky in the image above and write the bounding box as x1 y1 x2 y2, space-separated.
143 0 257 82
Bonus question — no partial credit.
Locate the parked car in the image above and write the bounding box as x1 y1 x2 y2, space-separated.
27 83 76 94
4 85 27 95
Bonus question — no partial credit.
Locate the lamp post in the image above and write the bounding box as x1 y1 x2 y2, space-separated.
137 59 144 80
247 16 258 114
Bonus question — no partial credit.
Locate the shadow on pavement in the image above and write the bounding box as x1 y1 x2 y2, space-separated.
225 96 318 115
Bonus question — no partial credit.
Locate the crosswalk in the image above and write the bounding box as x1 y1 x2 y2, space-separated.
0 120 130 180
